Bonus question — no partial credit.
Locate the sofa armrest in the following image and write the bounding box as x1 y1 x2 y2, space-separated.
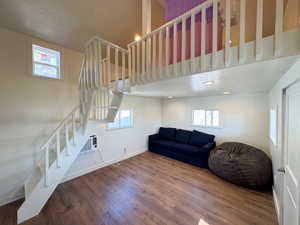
148 134 160 143
201 142 216 152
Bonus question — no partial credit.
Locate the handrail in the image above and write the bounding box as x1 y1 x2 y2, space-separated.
41 105 80 150
85 36 128 53
127 0 217 47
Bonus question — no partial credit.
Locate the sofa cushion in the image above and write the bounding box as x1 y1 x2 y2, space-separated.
175 129 192 144
189 130 215 147
151 140 203 156
158 127 176 140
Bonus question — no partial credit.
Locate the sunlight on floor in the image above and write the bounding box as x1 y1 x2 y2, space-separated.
198 219 210 225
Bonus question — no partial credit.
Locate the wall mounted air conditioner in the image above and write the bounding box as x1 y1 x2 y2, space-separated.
81 135 98 154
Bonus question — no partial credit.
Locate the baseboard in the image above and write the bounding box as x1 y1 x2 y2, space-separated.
0 149 147 207
0 192 24 207
273 187 281 225
62 149 148 183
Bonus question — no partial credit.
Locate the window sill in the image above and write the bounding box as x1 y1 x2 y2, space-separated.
106 126 133 131
192 125 223 129
32 72 61 80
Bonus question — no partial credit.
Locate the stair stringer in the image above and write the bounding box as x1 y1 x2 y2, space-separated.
17 131 89 224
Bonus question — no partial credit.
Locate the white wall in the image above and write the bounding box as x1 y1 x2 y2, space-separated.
65 95 162 181
269 58 300 223
0 27 162 206
162 93 269 152
0 27 82 206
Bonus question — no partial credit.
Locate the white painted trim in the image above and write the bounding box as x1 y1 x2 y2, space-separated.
0 192 25 207
273 187 281 225
0 149 147 207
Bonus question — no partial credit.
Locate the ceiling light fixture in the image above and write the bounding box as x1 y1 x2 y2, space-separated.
203 81 214 86
167 96 173 99
134 34 141 41
223 91 231 95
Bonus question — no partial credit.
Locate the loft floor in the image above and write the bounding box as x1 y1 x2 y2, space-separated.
1 152 278 225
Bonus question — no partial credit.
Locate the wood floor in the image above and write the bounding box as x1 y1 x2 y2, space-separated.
1 152 278 225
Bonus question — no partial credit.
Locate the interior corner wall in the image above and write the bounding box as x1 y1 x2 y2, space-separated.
269 58 300 223
161 93 270 153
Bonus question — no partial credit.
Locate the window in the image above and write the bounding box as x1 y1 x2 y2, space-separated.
269 108 277 146
192 110 220 128
32 44 60 79
108 109 133 129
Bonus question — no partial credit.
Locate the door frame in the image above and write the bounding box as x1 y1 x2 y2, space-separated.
281 80 300 225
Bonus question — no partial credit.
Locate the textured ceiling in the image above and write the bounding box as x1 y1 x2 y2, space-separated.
0 0 143 51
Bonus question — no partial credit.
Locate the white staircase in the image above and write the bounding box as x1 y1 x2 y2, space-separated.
17 38 129 224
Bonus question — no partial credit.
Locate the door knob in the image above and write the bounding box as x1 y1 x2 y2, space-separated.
277 168 285 173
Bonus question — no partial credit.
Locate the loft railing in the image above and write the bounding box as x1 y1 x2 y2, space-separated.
79 37 129 127
79 37 128 90
127 0 288 86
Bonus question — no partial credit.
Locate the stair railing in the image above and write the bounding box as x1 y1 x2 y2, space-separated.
40 105 82 186
79 37 129 127
127 0 285 85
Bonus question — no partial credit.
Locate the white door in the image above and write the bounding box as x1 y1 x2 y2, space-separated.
283 81 300 225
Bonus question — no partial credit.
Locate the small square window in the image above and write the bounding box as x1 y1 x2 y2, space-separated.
192 109 220 128
32 44 60 79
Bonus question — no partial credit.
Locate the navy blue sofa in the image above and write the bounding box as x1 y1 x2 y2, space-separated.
148 127 216 168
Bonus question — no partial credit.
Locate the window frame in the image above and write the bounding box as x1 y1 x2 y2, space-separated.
269 107 278 146
32 44 61 79
192 109 222 128
107 109 134 130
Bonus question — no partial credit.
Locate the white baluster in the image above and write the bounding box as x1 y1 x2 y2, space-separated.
142 40 146 82
128 46 132 85
275 0 284 56
147 37 152 81
256 0 263 60
173 22 178 76
122 52 125 88
191 13 196 72
85 49 90 89
45 145 49 187
158 30 163 78
65 121 70 155
239 0 246 63
115 48 119 86
225 0 231 66
166 26 170 76
182 16 187 74
106 46 111 88
132 45 136 84
72 113 76 143
152 34 157 80
201 7 206 72
56 132 61 168
212 0 218 69
98 42 103 87
92 41 98 88
137 42 141 84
